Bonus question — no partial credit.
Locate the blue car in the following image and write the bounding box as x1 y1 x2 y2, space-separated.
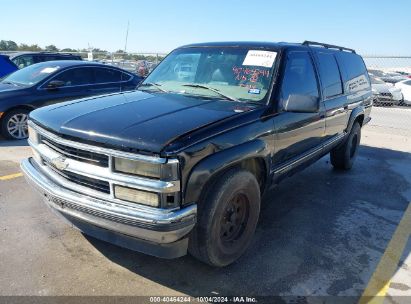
0 54 18 78
0 60 142 139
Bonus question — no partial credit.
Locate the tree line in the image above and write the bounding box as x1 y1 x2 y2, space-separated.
0 40 78 52
0 40 164 62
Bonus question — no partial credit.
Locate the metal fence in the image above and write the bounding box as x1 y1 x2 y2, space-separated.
361 56 411 136
362 56 411 107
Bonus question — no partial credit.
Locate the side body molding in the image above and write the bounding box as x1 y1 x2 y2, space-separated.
184 139 270 205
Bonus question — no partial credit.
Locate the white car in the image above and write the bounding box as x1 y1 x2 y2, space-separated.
395 79 411 105
370 75 403 105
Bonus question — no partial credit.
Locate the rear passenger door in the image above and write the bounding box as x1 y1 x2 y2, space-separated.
314 51 347 139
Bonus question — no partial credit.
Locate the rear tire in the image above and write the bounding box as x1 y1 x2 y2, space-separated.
330 122 361 170
188 169 261 267
1 109 30 140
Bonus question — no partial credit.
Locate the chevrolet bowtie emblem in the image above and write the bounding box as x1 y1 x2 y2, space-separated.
51 156 68 171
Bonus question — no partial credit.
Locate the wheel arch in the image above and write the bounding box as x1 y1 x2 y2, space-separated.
183 139 270 205
1 105 35 119
0 105 34 138
346 106 365 133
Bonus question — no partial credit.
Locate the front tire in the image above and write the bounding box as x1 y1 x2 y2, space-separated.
188 169 261 267
330 122 361 170
1 109 30 140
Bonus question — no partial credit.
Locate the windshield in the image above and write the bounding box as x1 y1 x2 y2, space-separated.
139 47 278 103
2 63 61 86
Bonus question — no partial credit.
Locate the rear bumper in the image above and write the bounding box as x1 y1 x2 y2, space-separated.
21 158 197 258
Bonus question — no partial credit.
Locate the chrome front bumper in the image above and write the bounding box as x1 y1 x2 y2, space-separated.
21 158 197 257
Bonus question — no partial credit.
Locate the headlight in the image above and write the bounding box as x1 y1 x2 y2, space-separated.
28 125 42 164
113 157 178 180
28 125 40 145
114 185 159 207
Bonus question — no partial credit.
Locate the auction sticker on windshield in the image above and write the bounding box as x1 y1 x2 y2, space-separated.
242 50 277 68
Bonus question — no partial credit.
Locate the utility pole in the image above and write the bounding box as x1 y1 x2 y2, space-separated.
124 21 130 53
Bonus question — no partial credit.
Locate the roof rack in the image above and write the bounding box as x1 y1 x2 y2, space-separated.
302 41 356 53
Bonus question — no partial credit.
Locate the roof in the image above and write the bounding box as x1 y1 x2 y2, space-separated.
179 41 301 50
178 41 357 54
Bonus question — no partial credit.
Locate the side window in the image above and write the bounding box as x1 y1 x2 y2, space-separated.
316 53 342 98
12 55 35 69
336 52 370 93
280 51 319 107
52 67 95 86
45 56 62 61
336 52 368 81
94 68 128 83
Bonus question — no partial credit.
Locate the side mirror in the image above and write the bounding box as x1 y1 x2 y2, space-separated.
283 94 319 113
47 80 65 90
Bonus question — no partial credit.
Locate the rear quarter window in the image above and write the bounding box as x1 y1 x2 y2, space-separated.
94 67 129 83
335 52 370 93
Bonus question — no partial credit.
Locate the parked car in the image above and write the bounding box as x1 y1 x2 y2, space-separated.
0 54 18 78
395 79 411 105
395 71 411 79
7 52 82 69
136 60 150 77
367 69 386 78
370 75 403 105
381 72 408 84
105 60 137 73
0 61 142 139
368 69 407 84
21 41 372 267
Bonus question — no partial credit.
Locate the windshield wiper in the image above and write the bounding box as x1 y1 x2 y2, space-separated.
181 84 239 102
138 82 168 93
2 81 16 85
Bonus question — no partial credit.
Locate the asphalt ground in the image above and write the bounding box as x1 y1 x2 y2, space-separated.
0 106 410 303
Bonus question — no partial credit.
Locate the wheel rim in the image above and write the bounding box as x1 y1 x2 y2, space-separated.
7 113 28 139
219 193 249 247
350 134 358 158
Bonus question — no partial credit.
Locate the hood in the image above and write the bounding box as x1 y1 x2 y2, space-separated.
30 90 253 153
0 82 25 93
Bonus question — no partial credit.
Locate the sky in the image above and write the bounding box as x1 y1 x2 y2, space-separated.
1 0 410 55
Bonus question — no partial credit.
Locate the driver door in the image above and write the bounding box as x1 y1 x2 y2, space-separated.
272 50 326 176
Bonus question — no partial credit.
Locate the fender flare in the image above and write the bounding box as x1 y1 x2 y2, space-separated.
183 139 270 204
345 106 365 133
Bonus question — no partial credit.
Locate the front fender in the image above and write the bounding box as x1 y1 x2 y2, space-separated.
183 139 270 205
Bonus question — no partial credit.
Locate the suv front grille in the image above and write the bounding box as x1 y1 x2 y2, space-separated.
42 138 109 167
45 161 111 194
29 121 181 208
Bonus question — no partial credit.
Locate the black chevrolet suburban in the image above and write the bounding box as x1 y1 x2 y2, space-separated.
21 41 372 267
